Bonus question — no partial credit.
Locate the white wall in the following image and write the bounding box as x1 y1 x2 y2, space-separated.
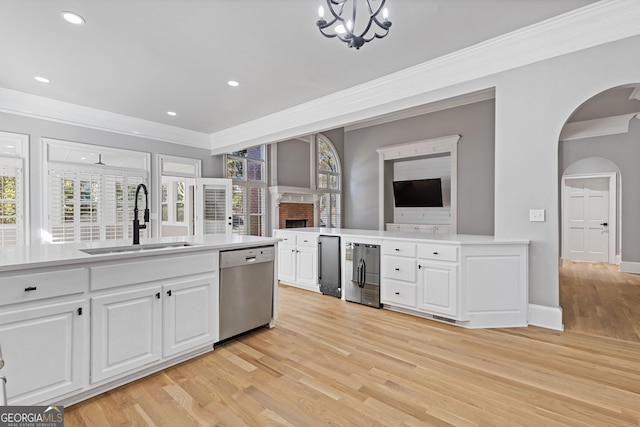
493 35 640 309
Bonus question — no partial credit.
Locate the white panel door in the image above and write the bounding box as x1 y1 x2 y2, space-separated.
563 177 609 262
195 178 232 235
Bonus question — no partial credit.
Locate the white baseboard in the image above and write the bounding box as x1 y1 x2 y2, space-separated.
620 261 640 274
615 255 621 265
528 304 564 331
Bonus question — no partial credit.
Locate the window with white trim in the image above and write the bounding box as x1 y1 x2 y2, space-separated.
45 139 150 243
226 146 267 236
0 131 27 246
316 134 341 228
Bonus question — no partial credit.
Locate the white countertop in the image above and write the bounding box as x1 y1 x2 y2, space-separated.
276 227 531 245
0 234 280 273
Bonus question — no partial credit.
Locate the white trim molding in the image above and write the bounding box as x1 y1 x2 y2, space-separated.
376 135 460 231
0 87 211 150
560 113 639 141
620 261 640 274
528 304 564 331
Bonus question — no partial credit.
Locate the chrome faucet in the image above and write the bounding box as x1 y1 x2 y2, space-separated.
133 183 149 245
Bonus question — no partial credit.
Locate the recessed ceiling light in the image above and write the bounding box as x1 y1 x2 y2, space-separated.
227 80 240 87
34 76 50 83
167 111 177 116
61 11 85 25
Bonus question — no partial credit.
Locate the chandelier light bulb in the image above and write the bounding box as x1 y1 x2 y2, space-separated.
346 20 353 32
318 5 324 18
335 24 346 34
382 8 389 21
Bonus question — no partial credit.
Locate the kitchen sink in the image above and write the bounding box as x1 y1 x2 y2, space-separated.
80 241 196 255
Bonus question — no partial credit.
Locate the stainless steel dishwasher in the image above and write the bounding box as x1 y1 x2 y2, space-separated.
219 246 275 341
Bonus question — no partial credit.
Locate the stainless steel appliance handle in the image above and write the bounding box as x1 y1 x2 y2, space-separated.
0 375 6 406
318 241 322 280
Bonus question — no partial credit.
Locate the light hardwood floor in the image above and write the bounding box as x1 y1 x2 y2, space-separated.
560 260 640 342
66 278 640 426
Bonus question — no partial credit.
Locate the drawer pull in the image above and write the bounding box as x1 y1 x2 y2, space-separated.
418 265 422 269
395 268 400 271
433 252 439 255
24 286 37 292
394 248 400 252
395 292 400 295
156 292 161 299
77 307 83 316
167 290 172 297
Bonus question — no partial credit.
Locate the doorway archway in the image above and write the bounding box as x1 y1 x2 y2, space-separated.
557 84 640 341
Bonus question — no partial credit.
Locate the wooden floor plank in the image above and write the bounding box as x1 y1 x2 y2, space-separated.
65 263 640 426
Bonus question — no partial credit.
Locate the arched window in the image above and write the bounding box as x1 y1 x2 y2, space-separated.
316 134 341 228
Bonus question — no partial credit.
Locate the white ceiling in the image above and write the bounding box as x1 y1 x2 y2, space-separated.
0 0 596 135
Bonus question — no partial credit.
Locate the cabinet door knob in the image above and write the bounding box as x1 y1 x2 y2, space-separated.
167 290 172 297
155 292 161 299
77 307 83 316
418 265 422 269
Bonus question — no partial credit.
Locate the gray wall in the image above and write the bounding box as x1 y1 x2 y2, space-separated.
276 139 311 187
0 112 221 244
559 120 640 261
343 99 495 234
275 128 345 189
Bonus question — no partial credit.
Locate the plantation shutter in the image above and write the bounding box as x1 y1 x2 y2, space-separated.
0 158 24 246
195 178 231 235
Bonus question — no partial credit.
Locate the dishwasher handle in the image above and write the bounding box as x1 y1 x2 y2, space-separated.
246 256 257 263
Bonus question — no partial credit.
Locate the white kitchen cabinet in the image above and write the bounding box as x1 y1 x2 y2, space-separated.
0 298 86 405
274 230 319 291
277 242 297 283
163 273 217 357
417 261 457 317
381 241 417 309
0 267 87 405
90 285 162 384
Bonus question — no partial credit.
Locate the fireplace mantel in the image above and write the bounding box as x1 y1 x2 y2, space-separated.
269 186 319 232
269 186 318 204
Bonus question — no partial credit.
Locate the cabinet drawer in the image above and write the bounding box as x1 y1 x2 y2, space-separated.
418 244 458 262
383 257 416 282
0 268 86 306
296 234 318 247
383 241 416 258
382 279 416 307
275 231 296 245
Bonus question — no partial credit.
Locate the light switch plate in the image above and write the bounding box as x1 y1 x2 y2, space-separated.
529 209 545 222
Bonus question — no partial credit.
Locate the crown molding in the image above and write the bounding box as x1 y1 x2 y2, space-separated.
0 87 210 150
210 0 640 152
560 113 639 141
344 89 495 132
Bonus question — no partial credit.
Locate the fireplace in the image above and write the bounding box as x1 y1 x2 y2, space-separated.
286 219 307 228
278 202 314 229
269 186 318 232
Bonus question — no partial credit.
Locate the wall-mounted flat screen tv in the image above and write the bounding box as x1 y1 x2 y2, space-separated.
392 178 443 207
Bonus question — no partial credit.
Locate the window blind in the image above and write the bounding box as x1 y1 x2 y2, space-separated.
0 159 23 246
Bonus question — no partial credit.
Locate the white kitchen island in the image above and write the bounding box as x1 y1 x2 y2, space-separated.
274 228 529 330
0 234 279 407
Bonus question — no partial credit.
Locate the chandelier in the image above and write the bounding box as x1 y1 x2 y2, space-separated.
316 0 392 49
